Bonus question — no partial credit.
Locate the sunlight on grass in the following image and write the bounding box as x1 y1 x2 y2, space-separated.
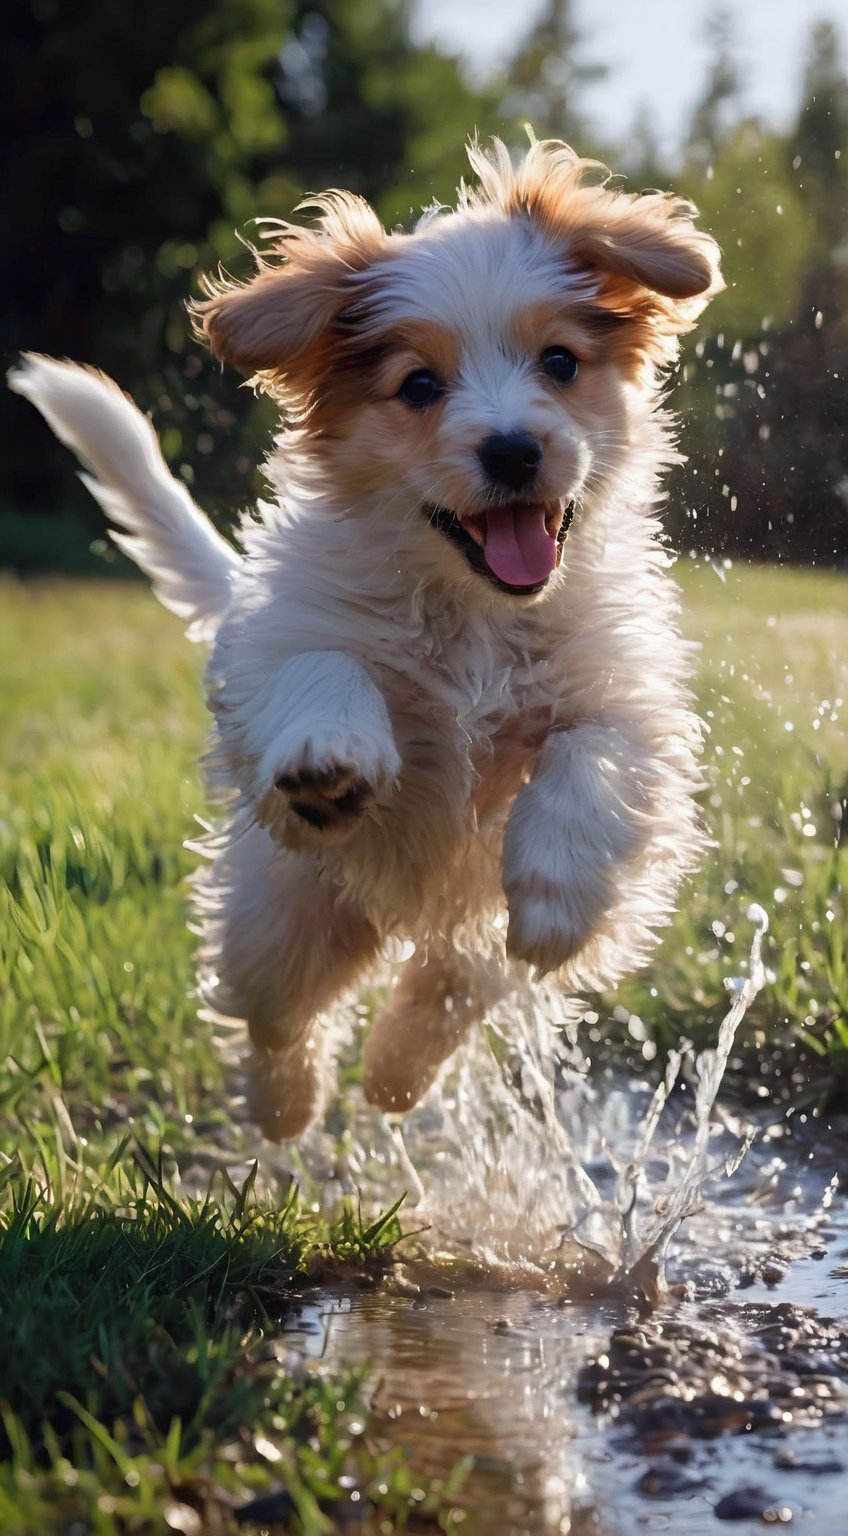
0 565 846 1531
611 558 847 1072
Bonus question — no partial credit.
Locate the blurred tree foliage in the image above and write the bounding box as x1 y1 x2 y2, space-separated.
2 0 847 568
669 18 848 564
499 0 607 150
685 9 742 174
1 0 498 563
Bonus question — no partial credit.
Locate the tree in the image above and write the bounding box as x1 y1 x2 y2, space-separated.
685 8 743 173
3 0 295 537
671 22 848 566
792 19 848 249
619 108 667 188
687 122 814 341
499 0 607 152
1 0 496 565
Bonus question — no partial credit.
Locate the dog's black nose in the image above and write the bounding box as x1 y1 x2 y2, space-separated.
477 432 543 490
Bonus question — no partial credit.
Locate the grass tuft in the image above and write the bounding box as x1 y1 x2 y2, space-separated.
0 1147 410 1534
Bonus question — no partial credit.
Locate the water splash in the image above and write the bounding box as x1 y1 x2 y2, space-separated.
311 905 771 1298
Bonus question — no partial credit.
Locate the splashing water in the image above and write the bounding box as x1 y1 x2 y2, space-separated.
293 906 770 1298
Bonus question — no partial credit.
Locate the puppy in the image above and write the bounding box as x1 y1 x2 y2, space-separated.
10 138 722 1140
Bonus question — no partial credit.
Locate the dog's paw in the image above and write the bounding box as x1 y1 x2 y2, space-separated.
268 734 401 842
275 760 374 836
505 888 589 975
502 768 623 975
504 858 615 976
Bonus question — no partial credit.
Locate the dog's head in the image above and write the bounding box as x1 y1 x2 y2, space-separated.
195 139 722 600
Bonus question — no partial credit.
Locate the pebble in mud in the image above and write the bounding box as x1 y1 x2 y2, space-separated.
637 1464 706 1496
577 1303 848 1442
714 1487 793 1522
578 1301 848 1519
760 1261 788 1288
773 1447 844 1474
738 1255 790 1289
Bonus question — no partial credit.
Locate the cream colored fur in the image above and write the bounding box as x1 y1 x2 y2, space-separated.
9 139 722 1140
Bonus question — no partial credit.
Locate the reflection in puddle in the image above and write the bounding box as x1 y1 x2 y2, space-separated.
286 1287 617 1533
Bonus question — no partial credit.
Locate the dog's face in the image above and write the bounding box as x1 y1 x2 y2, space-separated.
310 220 632 597
198 141 722 601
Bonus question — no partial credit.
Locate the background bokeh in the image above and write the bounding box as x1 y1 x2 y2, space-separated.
2 0 847 570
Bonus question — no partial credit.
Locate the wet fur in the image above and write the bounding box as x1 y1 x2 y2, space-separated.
10 139 722 1139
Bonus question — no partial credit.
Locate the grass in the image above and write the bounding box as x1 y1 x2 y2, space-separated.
616 558 848 1079
0 1161 409 1535
0 1154 422 1536
0 561 846 1531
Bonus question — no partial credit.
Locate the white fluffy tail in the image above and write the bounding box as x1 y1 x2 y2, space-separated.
8 353 240 640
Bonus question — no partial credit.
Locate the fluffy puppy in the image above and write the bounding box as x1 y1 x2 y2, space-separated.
10 139 723 1140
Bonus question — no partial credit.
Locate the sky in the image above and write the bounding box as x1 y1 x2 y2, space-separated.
411 0 848 158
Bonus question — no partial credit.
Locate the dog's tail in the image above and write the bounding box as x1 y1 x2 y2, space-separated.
8 354 240 640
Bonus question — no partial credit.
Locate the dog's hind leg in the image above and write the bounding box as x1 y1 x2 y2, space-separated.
362 945 505 1113
198 823 379 1139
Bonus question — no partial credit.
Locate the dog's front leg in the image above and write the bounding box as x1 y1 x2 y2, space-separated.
243 651 401 846
502 723 657 976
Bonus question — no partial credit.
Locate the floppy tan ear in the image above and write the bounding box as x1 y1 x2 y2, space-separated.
467 138 723 357
562 194 723 374
564 195 722 305
192 191 387 387
565 202 723 373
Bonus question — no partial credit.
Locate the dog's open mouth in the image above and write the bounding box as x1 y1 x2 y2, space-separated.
426 498 575 595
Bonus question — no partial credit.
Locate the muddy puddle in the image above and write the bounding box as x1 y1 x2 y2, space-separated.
284 1119 848 1533
242 914 848 1532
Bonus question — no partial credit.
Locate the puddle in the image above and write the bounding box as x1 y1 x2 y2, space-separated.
268 906 848 1533
284 1147 848 1533
285 1286 619 1532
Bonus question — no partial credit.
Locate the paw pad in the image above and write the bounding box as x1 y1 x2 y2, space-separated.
274 763 372 833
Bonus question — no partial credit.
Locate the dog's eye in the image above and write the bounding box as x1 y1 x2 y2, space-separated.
541 347 579 386
398 369 443 409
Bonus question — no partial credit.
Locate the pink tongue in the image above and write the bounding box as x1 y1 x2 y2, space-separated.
483 503 558 587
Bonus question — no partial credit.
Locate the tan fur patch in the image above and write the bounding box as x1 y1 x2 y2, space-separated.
509 301 606 365
190 189 389 391
465 138 723 373
367 322 461 397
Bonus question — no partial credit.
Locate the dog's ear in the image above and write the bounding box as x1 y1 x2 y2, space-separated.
562 195 722 308
469 139 722 364
192 192 387 387
560 194 723 370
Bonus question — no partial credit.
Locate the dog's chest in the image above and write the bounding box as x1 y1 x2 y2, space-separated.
389 615 558 787
428 610 557 734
